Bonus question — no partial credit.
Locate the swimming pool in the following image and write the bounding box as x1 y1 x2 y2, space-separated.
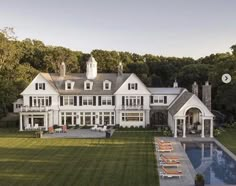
182 142 236 185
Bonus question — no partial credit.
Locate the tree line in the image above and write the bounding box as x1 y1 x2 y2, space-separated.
0 27 236 122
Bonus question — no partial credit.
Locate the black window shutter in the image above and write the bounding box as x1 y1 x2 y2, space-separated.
98 96 101 106
151 96 153 103
141 96 143 105
79 96 82 106
35 83 38 90
43 83 45 90
29 96 32 106
135 83 138 90
128 83 130 90
74 96 77 106
122 96 125 105
164 96 167 104
49 96 52 106
112 96 115 105
60 96 63 106
93 96 96 106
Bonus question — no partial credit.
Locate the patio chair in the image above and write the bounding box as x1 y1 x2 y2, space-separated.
48 126 54 134
62 125 67 133
99 125 107 132
33 124 39 130
25 124 31 131
160 157 181 167
160 167 182 178
91 125 98 131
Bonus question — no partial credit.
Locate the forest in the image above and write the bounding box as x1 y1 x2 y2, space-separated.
0 27 236 122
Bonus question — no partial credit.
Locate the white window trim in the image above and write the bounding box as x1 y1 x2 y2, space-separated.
103 80 111 90
84 80 93 90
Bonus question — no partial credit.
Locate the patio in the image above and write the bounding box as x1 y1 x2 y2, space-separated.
42 128 115 139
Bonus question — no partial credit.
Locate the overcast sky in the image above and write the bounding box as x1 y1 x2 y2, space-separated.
1 0 236 58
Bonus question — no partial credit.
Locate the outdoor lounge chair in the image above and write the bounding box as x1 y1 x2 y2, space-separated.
156 146 173 152
160 167 182 178
160 157 181 167
157 143 173 148
160 154 180 162
91 125 98 131
156 138 172 145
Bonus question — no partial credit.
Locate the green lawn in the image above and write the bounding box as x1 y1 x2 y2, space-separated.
216 128 236 155
0 129 159 186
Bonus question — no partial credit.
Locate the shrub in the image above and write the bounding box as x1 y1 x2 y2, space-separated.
195 173 205 186
213 128 221 137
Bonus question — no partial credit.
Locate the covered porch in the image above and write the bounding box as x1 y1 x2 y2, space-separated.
173 107 214 138
19 111 52 131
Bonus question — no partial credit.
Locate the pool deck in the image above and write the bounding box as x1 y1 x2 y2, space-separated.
155 137 196 186
156 137 236 186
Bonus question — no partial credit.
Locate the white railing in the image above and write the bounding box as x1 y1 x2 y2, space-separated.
20 106 48 112
121 105 143 110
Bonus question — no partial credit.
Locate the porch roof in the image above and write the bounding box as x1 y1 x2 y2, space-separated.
168 91 193 116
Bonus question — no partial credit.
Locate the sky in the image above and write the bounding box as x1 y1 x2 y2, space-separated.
1 0 236 59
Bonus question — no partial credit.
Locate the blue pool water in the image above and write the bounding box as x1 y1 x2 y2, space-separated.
182 142 236 185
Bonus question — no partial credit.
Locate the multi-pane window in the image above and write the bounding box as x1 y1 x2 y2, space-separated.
153 96 167 104
38 83 45 90
101 96 112 105
99 112 114 125
61 112 77 125
122 112 143 122
82 96 93 105
32 96 51 106
64 96 74 106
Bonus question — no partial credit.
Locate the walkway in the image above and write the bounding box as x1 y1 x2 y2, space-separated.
155 137 196 186
42 129 115 139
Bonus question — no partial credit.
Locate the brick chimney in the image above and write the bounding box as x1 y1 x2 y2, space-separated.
202 81 211 111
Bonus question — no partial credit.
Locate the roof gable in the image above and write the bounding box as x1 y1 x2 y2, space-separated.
114 73 151 95
21 73 58 95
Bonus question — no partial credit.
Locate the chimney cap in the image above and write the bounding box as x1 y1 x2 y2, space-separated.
205 81 209 85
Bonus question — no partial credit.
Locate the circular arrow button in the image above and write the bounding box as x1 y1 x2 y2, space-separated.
222 74 232 84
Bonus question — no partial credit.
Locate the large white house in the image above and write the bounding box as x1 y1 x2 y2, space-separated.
18 56 214 138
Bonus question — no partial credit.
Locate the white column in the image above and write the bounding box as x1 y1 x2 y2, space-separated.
45 113 48 131
19 113 23 131
174 119 177 138
183 118 186 138
31 115 33 127
201 117 205 138
210 119 213 138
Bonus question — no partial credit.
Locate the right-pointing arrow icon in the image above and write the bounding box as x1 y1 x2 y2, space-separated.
222 74 231 84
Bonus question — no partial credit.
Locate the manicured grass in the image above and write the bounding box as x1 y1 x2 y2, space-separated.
216 128 236 155
0 128 159 186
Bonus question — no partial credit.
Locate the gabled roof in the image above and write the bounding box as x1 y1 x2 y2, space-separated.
47 73 131 95
168 91 193 116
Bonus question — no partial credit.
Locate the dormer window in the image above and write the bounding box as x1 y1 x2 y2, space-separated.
65 80 74 90
84 80 93 90
67 83 71 90
103 80 111 90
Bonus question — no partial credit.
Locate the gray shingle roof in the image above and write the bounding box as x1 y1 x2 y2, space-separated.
148 87 184 95
168 91 193 116
43 73 131 95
